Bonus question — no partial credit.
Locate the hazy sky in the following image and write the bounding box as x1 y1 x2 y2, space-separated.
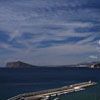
0 0 100 66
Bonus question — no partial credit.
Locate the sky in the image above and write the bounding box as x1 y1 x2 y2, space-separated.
0 0 100 66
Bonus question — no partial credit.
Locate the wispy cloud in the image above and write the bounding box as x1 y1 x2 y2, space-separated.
0 0 100 66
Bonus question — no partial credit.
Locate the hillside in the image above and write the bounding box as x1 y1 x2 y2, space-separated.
6 61 37 68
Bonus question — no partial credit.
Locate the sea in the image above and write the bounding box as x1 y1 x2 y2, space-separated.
0 67 100 100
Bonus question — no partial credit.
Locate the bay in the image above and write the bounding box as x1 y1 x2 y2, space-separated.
0 67 100 100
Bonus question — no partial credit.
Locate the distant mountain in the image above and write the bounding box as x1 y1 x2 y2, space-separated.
5 61 100 68
6 61 37 68
77 61 100 68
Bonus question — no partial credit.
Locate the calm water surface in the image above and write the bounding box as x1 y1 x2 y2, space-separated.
0 67 100 100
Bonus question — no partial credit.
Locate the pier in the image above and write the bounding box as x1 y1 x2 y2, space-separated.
8 81 96 100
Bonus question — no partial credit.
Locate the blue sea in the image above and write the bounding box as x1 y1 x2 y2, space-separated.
0 67 100 100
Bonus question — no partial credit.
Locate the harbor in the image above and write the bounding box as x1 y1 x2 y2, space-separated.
8 81 97 100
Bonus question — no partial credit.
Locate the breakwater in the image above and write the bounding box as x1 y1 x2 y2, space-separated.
8 81 96 100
